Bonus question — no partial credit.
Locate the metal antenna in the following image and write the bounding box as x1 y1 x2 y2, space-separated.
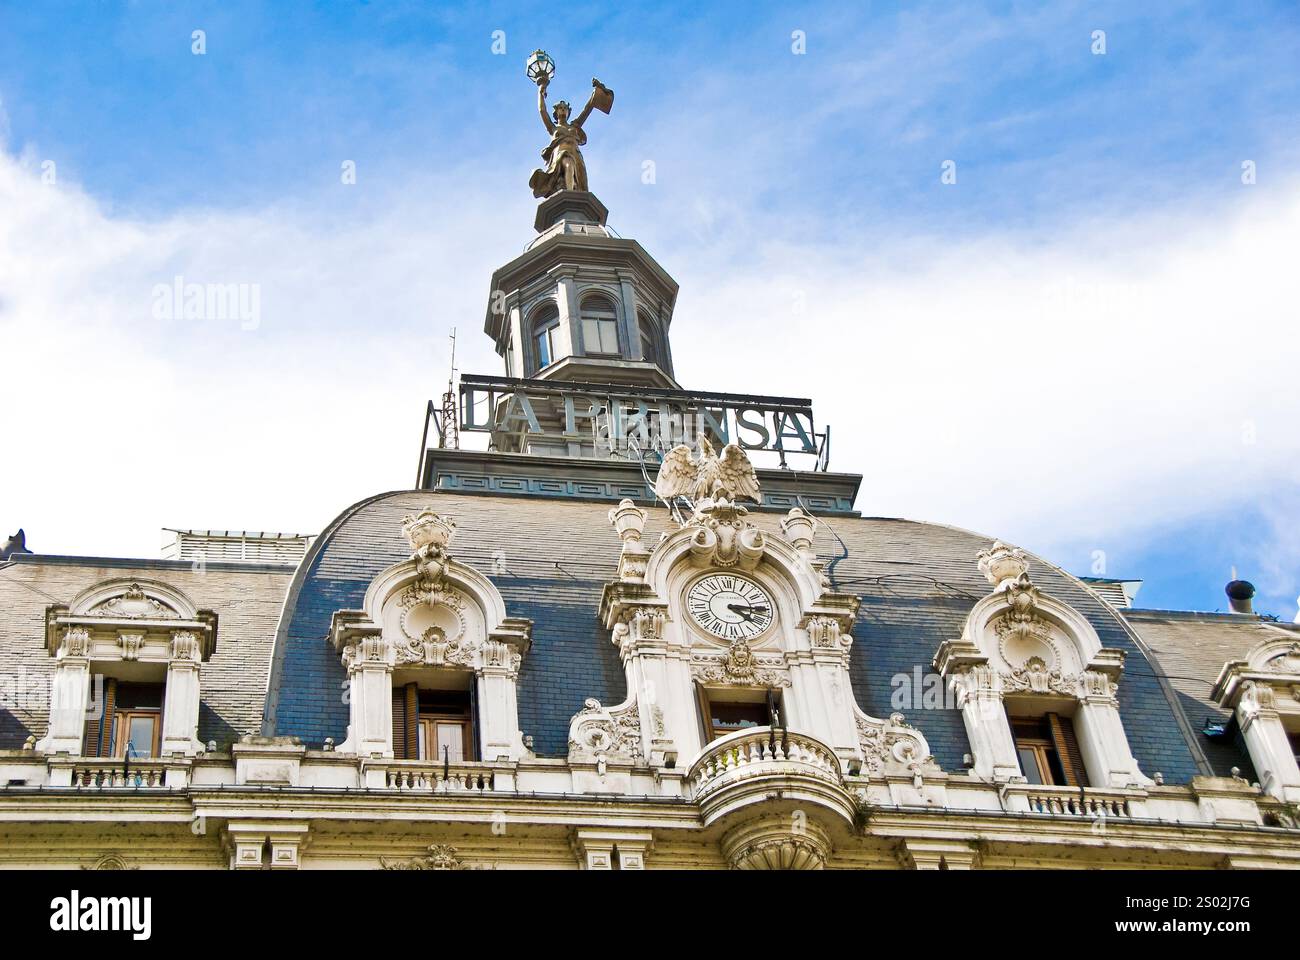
439 328 460 449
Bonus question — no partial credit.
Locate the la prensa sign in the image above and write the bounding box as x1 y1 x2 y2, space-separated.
456 374 830 468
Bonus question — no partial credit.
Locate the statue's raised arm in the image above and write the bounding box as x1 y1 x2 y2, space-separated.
537 79 555 135
572 78 614 129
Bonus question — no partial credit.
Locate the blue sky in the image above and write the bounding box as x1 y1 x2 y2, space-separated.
2 1 1299 617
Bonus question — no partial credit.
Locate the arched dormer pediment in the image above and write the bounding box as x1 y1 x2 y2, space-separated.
327 509 532 761
935 542 1148 788
329 512 530 674
45 578 217 662
71 578 198 621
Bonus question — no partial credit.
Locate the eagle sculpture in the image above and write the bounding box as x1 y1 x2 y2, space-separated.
654 436 761 504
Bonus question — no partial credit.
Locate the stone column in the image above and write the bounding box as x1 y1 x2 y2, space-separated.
476 642 524 761
554 270 580 359
1237 682 1300 802
952 667 1021 782
162 630 203 756
346 636 394 758
41 628 92 756
1075 680 1146 788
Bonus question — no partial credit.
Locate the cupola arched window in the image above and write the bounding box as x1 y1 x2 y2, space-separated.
638 310 659 364
579 294 621 356
531 303 560 372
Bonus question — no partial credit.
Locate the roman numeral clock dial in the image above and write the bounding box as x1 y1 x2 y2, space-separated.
685 574 775 641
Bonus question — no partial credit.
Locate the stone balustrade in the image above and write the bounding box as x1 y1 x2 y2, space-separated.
688 726 843 801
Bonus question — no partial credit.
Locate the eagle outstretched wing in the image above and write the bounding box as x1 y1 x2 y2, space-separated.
718 444 761 502
654 444 698 500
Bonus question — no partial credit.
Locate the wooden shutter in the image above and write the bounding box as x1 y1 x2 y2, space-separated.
467 681 479 762
695 684 714 744
405 684 419 760
99 678 117 757
1047 712 1089 787
84 676 104 757
391 685 408 759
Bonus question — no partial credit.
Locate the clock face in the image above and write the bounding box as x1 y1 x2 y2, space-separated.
685 574 775 641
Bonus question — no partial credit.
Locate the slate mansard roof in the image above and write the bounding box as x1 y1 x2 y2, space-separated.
263 489 1207 784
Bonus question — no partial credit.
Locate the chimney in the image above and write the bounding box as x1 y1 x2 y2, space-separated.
1225 579 1255 615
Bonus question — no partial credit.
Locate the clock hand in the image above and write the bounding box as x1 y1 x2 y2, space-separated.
726 603 770 620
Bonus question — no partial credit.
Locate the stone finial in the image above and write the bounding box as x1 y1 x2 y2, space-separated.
608 499 647 543
401 508 456 556
976 541 1030 588
781 507 816 553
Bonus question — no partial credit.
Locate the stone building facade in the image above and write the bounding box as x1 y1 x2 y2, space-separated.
1 188 1298 870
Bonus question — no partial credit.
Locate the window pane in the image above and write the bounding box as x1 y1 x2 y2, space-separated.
1017 747 1043 784
436 722 465 762
126 716 155 758
536 329 552 367
598 319 619 353
417 721 428 760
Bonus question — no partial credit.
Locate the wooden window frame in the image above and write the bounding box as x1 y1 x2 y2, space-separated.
112 709 161 759
1010 712 1088 787
417 714 473 763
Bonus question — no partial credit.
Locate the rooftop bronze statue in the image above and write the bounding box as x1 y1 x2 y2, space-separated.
526 50 613 198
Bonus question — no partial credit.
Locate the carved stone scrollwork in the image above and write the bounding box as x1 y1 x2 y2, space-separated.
402 508 457 595
169 630 201 662
992 575 1052 646
610 604 667 659
687 507 765 570
1266 643 1300 674
82 854 138 871
381 844 471 871
855 711 937 783
692 639 790 687
60 627 90 658
118 632 144 662
721 817 830 871
568 697 643 763
1003 656 1068 695
92 583 177 620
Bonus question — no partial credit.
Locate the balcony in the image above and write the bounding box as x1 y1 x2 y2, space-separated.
687 726 855 827
369 759 503 793
1003 781 1143 819
69 760 176 789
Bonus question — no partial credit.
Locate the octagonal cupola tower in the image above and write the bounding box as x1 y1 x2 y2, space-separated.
484 190 679 390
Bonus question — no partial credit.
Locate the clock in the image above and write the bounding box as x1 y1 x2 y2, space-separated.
685 573 775 641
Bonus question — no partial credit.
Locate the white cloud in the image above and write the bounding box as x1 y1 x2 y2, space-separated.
2 144 1297 615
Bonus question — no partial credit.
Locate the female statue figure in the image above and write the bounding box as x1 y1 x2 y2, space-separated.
529 75 613 198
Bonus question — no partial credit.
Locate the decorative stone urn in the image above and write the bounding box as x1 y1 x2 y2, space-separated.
608 499 647 543
976 541 1029 588
401 509 457 555
780 507 816 553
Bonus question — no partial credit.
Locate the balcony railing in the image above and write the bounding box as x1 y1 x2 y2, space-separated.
1022 784 1134 819
381 760 498 793
688 726 843 800
71 761 172 789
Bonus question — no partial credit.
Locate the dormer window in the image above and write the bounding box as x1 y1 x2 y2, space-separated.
532 303 560 371
579 294 620 356
1009 712 1087 787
